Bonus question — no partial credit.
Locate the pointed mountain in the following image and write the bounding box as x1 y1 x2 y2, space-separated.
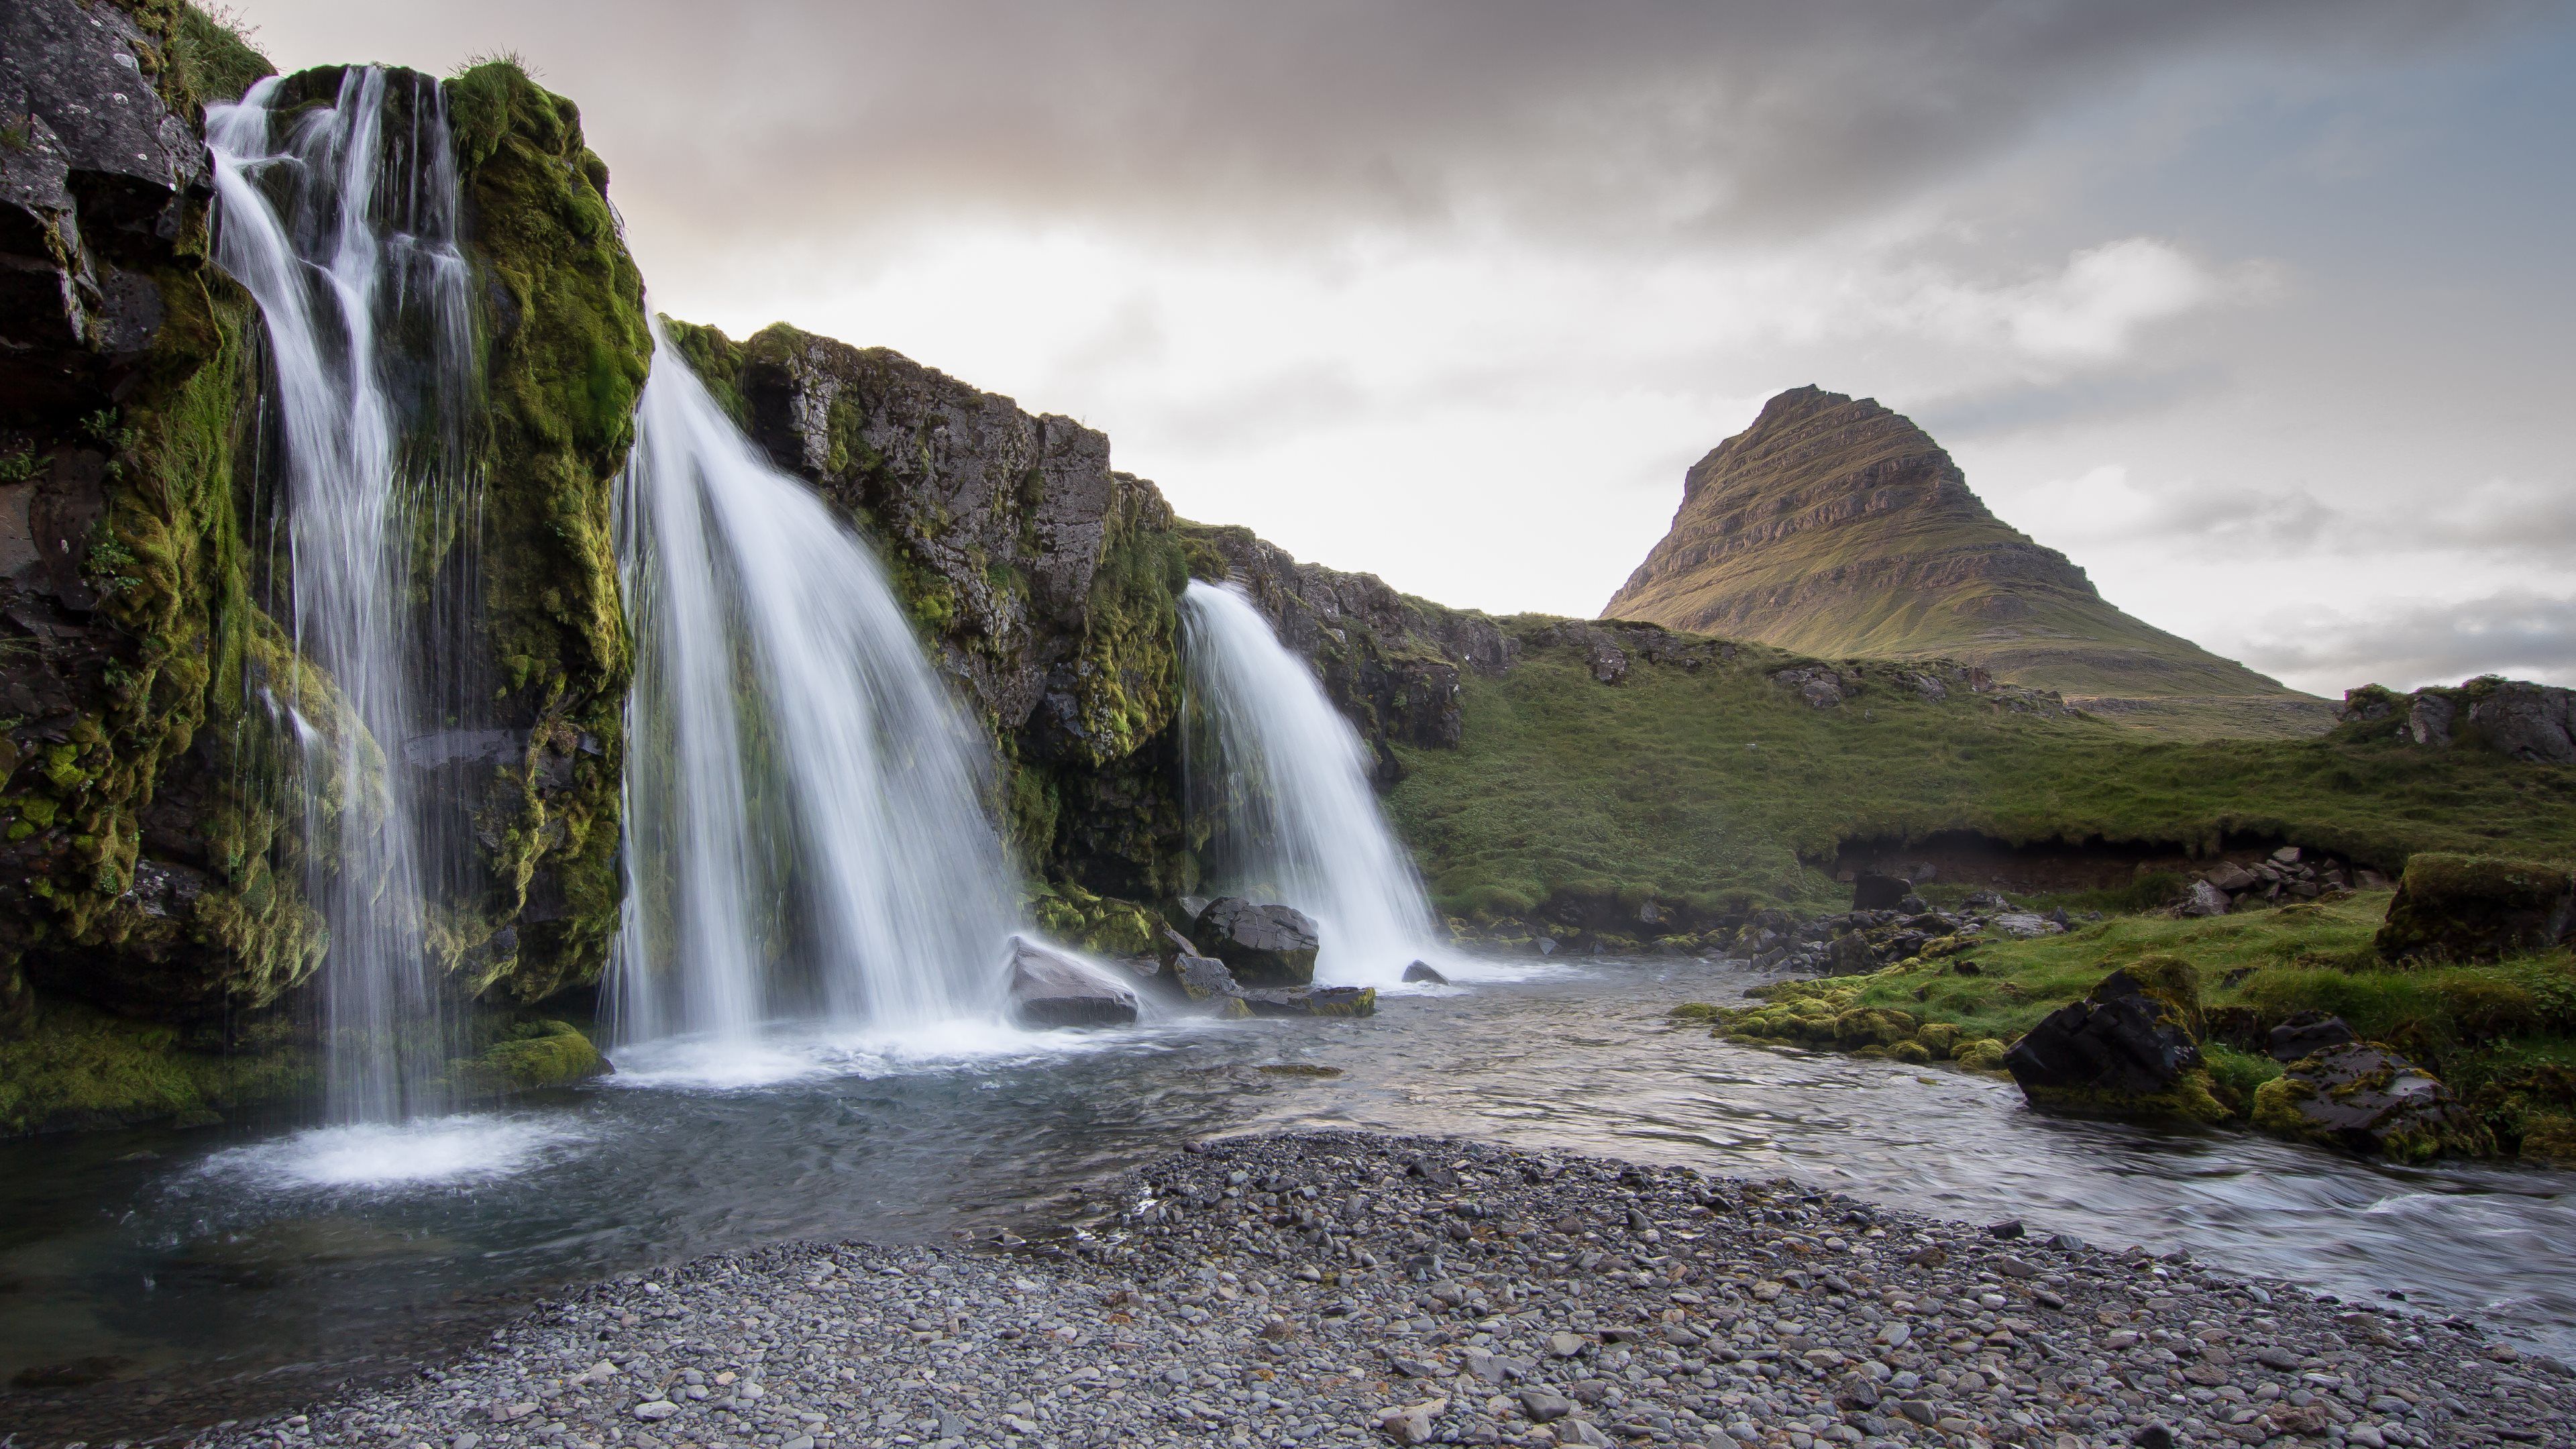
1603 386 2330 738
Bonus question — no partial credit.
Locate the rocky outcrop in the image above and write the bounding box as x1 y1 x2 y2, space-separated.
1193 898 1320 986
2341 678 2576 765
2252 1042 2491 1162
665 320 1195 905
1006 936 1140 1028
2002 959 2226 1122
0 21 647 1130
2373 852 2573 964
1181 523 1513 780
1603 386 2327 739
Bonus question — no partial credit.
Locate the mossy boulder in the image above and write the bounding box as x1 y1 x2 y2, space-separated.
449 1018 608 1097
2373 853 2573 965
2468 1063 2576 1163
2003 958 2227 1122
2251 1042 2491 1162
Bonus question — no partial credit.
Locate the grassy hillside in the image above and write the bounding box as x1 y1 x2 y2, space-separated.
1603 387 2328 739
1386 623 2576 922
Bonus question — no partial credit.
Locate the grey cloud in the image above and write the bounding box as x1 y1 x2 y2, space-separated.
251 0 2530 252
2240 589 2576 692
1913 366 2226 439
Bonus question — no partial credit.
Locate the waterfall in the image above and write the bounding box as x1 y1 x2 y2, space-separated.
608 318 1022 1051
207 68 482 1124
1180 580 1448 987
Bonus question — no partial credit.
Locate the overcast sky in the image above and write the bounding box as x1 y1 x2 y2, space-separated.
232 0 2576 696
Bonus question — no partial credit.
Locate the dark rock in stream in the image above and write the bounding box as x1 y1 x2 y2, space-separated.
1401 960 1449 985
1005 936 1139 1028
2004 961 2222 1121
1240 985 1377 1018
1193 898 1322 985
2254 1042 2494 1162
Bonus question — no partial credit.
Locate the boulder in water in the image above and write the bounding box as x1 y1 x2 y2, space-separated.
1193 898 1321 985
2002 959 2224 1121
1173 953 1242 1003
1401 961 1449 985
2253 1042 2492 1161
1242 985 1377 1018
1006 937 1140 1028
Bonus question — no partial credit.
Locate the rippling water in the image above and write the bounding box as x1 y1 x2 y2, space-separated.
4 957 2569 1440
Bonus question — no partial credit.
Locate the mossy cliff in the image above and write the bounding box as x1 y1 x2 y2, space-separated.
0 5 645 1129
662 321 1196 923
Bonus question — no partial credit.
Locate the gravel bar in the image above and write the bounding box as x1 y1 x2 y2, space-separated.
195 1131 2570 1449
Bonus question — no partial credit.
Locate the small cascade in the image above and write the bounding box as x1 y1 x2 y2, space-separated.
1180 580 1448 987
207 68 482 1123
609 319 1022 1051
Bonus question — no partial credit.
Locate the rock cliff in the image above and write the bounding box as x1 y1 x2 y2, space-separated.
2339 676 2576 765
1604 386 2330 740
0 5 646 1049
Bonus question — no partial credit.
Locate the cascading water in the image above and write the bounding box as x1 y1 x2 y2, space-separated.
207 68 482 1123
1181 580 1450 987
608 319 1022 1055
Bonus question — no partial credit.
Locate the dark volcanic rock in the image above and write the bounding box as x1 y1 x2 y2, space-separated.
2374 853 2574 963
1193 898 1322 986
2345 676 2576 763
2254 1042 2492 1162
2003 961 2221 1120
1401 960 1448 985
1171 952 1240 1002
1240 985 1377 1018
1851 871 1910 911
2266 1011 2357 1062
1006 936 1139 1028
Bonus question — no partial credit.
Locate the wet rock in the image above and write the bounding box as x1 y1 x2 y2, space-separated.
2374 853 2574 963
1241 985 1377 1018
2004 959 2224 1120
1400 961 1448 985
1173 953 1242 1002
1006 936 1140 1028
1851 871 1911 911
2267 1011 2357 1062
1193 898 1322 985
2254 1042 2493 1161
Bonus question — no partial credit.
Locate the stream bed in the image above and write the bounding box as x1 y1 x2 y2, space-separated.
4 956 2571 1440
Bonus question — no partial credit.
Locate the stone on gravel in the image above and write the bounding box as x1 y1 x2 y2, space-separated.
1004 935 1140 1027
1194 898 1322 985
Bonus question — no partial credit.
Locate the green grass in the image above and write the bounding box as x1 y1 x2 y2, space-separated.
1386 625 2576 924
1699 893 2576 1156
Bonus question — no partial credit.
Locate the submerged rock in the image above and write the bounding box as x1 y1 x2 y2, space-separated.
2253 1042 2492 1162
2003 959 2224 1121
1193 898 1321 986
1006 937 1140 1028
1401 961 1449 985
1241 986 1377 1018
2374 852 2574 963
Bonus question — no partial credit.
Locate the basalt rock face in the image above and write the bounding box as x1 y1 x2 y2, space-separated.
2340 678 2576 765
665 321 1195 906
1605 386 2328 740
1181 523 1514 783
0 23 649 1040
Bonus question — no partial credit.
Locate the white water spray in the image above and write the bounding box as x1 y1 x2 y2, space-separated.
609 319 1022 1051
1181 580 1449 987
208 68 480 1123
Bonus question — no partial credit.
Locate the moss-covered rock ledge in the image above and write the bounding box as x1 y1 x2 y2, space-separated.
1680 869 2576 1164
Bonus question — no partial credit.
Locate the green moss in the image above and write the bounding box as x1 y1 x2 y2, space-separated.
0 998 311 1136
2373 851 2574 964
439 60 652 1001
447 1017 606 1096
1027 879 1160 959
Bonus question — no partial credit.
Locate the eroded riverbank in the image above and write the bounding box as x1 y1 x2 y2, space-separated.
197 1132 2573 1449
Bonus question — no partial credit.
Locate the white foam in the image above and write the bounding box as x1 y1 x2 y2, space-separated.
604 1014 1179 1091
198 1114 591 1191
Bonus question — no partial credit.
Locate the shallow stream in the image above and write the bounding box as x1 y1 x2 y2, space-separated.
5 958 2571 1440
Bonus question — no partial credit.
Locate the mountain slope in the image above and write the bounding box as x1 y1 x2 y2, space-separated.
1603 386 2330 739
